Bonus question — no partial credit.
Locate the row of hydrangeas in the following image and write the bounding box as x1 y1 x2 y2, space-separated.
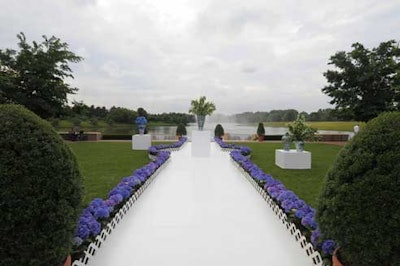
148 137 188 156
214 137 251 156
72 138 187 261
214 138 335 261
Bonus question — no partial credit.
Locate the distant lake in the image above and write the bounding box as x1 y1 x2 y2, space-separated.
148 122 353 140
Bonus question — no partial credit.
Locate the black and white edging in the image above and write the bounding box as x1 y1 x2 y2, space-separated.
71 159 171 266
230 158 323 266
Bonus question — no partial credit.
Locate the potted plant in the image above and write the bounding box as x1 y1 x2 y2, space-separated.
287 114 317 151
214 124 224 139
316 112 400 266
257 122 265 142
135 107 148 134
0 105 83 266
135 116 147 134
188 96 216 130
176 123 187 138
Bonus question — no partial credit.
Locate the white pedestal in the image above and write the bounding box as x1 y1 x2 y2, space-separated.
275 149 311 169
132 134 151 150
191 130 211 157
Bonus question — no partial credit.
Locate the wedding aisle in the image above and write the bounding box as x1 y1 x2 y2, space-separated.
87 142 313 266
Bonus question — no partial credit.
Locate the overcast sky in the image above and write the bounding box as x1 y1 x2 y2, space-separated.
1 0 399 114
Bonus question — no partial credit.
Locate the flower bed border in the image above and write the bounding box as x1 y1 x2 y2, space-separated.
148 137 187 161
214 137 326 266
71 138 187 266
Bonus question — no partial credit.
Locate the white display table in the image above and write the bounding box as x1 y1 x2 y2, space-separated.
275 149 311 169
191 130 211 157
132 134 151 150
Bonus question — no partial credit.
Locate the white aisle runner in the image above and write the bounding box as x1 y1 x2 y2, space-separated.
88 142 313 266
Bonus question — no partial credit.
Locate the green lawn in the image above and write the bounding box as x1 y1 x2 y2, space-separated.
68 141 343 208
263 121 365 131
67 142 149 206
234 142 343 207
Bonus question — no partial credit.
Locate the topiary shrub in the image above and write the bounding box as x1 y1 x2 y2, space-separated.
214 124 224 139
256 122 265 141
176 123 187 137
257 122 265 136
0 104 83 266
316 112 400 265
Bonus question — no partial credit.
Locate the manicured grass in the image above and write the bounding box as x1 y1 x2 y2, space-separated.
67 142 149 206
68 141 343 208
235 142 343 207
263 121 365 131
305 121 365 131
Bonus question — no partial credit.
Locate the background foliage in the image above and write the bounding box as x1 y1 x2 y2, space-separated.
322 40 400 122
0 33 82 118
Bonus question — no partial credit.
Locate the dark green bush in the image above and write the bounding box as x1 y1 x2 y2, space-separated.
0 104 83 266
257 122 265 136
214 124 224 138
316 112 400 266
176 123 187 136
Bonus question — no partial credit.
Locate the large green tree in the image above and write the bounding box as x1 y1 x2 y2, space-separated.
0 33 82 118
107 106 137 124
322 40 400 122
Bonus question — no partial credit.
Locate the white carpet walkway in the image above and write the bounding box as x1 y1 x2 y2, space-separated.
87 142 313 266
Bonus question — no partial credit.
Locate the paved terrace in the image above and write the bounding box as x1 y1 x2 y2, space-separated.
86 142 314 266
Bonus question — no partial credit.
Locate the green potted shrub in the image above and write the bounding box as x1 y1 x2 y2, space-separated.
0 104 83 266
188 96 216 130
288 114 317 151
214 124 224 139
176 123 187 138
256 122 265 142
316 112 400 265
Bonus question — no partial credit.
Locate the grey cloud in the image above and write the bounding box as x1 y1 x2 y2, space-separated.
241 66 257 73
1 0 400 114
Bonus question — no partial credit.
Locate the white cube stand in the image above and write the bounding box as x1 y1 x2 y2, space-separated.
191 130 211 157
275 149 311 169
132 134 151 150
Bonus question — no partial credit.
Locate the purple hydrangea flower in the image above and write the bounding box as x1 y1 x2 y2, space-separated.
135 116 147 125
321 239 336 255
89 198 104 208
109 193 123 204
301 212 317 229
311 229 320 246
295 209 306 219
94 206 110 219
88 220 101 235
281 199 295 213
76 224 90 239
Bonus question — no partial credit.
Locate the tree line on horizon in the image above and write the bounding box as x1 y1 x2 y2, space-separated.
62 101 339 125
1 32 399 124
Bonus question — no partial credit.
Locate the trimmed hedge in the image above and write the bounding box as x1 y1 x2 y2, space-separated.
214 124 224 138
316 112 400 265
0 104 83 266
102 134 132 140
257 122 265 136
176 123 187 137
